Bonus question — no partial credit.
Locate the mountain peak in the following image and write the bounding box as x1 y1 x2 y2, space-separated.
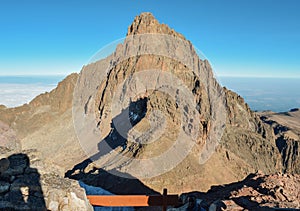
127 12 185 39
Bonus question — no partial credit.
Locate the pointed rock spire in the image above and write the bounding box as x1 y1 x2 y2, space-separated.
127 12 186 40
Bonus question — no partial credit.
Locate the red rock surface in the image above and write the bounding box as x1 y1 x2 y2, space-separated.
182 172 300 210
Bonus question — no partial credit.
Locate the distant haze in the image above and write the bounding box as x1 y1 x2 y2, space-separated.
219 77 300 112
0 76 298 112
0 76 64 108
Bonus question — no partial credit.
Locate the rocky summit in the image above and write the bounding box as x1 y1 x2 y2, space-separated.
72 12 283 193
0 12 299 210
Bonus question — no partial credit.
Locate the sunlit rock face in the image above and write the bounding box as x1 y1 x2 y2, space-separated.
72 12 282 193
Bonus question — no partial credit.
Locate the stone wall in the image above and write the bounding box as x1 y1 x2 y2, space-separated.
0 147 93 211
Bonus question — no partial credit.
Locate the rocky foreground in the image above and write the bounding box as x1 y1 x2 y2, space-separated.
180 171 300 210
0 136 92 210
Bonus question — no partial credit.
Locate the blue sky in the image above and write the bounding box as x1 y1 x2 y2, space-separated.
0 0 299 77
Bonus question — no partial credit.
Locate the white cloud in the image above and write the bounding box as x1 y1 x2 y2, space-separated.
0 84 57 108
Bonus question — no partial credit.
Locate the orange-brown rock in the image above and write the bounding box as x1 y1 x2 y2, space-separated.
0 13 295 198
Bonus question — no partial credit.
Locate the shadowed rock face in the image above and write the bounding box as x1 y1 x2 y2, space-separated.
0 158 9 175
0 12 290 196
259 109 300 174
0 149 92 210
0 153 46 210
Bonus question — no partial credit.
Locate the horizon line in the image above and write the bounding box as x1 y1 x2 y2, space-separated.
0 73 299 79
216 74 300 79
0 73 75 77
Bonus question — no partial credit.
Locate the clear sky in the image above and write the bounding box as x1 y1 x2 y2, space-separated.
0 0 299 77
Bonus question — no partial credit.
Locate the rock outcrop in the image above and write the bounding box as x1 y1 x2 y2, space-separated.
0 120 20 153
0 73 87 174
180 172 300 210
70 12 282 193
0 74 91 210
260 108 300 174
0 73 78 138
127 12 185 39
0 147 93 210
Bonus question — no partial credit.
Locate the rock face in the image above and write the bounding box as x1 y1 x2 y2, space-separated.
222 89 281 174
0 120 20 152
0 73 87 174
181 171 300 210
0 148 93 211
0 73 77 139
0 12 297 203
70 12 282 193
260 108 300 174
127 12 185 39
0 74 91 210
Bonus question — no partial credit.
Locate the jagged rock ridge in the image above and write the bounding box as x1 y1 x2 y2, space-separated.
0 74 87 173
72 12 283 193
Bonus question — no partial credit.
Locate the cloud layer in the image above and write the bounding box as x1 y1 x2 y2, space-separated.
0 83 56 108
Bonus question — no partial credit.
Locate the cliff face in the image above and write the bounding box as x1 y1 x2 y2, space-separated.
260 109 300 174
222 89 281 174
71 12 282 193
0 13 290 195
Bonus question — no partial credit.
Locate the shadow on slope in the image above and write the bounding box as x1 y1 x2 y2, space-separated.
66 97 158 195
65 158 158 195
90 97 147 161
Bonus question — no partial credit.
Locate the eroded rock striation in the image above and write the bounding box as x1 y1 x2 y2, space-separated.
71 12 283 193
